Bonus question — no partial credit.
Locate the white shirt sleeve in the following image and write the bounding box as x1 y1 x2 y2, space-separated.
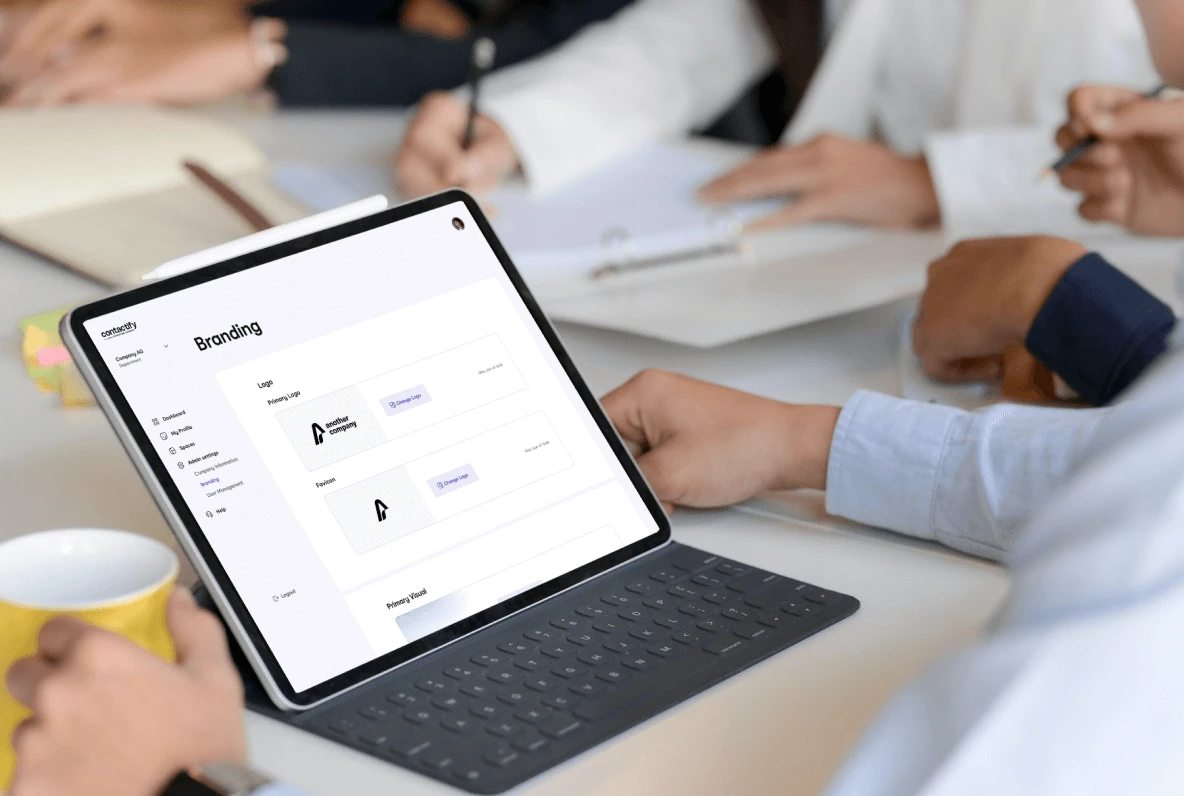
825 391 1107 561
477 0 774 194
824 351 1184 796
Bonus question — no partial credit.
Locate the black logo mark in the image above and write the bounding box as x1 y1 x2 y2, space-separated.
312 423 325 445
375 499 388 522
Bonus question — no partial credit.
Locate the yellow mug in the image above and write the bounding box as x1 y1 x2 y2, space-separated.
0 529 179 790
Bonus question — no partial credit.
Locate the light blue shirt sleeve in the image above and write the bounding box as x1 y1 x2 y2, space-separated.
825 390 1107 561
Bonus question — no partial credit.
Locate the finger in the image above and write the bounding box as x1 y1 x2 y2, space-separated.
633 443 712 509
1058 163 1132 198
1078 195 1127 225
6 656 55 709
1065 85 1145 137
36 615 93 662
446 135 515 193
698 147 822 202
4 58 117 106
745 193 837 231
0 1 103 81
0 0 80 80
1058 141 1124 170
926 356 1004 384
1088 96 1184 141
166 588 232 676
600 376 651 450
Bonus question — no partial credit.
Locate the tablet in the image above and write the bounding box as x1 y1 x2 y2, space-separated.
64 191 669 710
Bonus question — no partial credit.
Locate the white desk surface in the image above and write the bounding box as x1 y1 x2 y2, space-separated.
0 110 1014 796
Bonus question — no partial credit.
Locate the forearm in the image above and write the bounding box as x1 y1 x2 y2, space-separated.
825 391 1108 561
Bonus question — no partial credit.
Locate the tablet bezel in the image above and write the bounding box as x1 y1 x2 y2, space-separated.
63 190 672 709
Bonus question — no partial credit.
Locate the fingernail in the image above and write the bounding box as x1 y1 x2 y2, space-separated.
1093 113 1116 133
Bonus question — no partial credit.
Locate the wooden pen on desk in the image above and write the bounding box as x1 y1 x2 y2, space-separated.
183 160 275 232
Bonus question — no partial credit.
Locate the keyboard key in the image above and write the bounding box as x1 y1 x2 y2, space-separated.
328 715 369 735
715 561 750 578
647 641 682 658
624 580 657 595
486 720 520 738
654 612 693 629
671 629 705 646
422 747 457 769
781 600 819 617
486 667 520 684
539 717 583 739
432 694 463 711
575 604 613 619
593 618 628 635
628 624 665 641
643 594 679 610
701 590 733 605
595 667 632 684
566 631 601 646
733 622 773 641
540 643 576 658
678 601 716 618
801 586 843 605
727 571 782 593
573 657 715 722
513 655 545 672
577 649 613 666
444 665 478 680
692 573 727 589
668 583 701 600
756 611 786 628
569 678 606 697
497 640 532 655
603 638 640 654
404 708 436 725
621 654 657 671
524 628 558 643
550 616 583 631
542 691 581 710
704 636 747 656
391 736 433 758
469 700 501 720
358 723 399 746
416 678 450 694
471 653 506 668
524 675 562 692
743 591 783 610
460 681 495 698
552 662 586 678
696 617 729 633
515 705 551 724
497 687 530 706
670 549 720 572
722 606 755 622
441 715 478 734
483 746 521 767
649 568 682 583
600 592 632 607
451 762 486 785
618 607 654 622
359 703 394 721
386 690 421 708
511 733 550 753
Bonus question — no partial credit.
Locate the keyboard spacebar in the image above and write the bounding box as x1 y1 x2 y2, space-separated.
573 658 719 722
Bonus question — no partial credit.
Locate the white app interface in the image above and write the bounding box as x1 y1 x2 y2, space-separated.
84 204 659 692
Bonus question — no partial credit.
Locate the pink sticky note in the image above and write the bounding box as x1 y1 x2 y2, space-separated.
35 346 71 368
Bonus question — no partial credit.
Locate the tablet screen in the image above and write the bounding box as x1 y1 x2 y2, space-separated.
75 198 664 699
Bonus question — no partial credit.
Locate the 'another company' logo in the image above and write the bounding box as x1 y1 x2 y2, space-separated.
311 423 325 445
375 499 388 522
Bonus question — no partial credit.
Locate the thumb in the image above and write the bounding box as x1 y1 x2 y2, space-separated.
166 588 233 676
745 194 834 232
634 441 703 509
1089 96 1184 141
449 137 515 192
928 355 1004 384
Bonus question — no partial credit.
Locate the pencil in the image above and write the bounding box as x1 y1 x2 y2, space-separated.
463 37 497 149
183 161 274 232
1040 84 1168 179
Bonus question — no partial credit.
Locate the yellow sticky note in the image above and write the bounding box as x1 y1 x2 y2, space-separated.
59 361 95 408
18 306 69 342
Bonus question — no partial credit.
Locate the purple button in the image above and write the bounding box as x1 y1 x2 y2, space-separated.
380 385 431 416
428 464 479 496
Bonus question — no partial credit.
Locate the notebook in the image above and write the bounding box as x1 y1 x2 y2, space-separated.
0 106 309 287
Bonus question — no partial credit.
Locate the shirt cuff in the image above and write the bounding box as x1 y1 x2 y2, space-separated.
1026 253 1177 406
825 391 961 540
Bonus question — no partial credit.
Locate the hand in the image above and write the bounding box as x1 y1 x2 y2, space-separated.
601 370 840 511
697 134 941 231
0 0 243 87
6 589 247 796
1056 85 1184 236
2 22 276 107
913 236 1087 382
396 92 521 199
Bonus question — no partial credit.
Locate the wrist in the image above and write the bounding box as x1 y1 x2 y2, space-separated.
906 155 941 228
1010 238 1088 339
771 405 842 492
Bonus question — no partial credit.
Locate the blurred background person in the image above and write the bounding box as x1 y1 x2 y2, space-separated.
0 0 636 107
395 0 1157 232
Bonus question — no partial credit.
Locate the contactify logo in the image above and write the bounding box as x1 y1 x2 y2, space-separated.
99 321 137 340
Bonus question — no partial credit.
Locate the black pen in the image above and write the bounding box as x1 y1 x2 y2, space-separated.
463 37 497 149
1041 84 1168 178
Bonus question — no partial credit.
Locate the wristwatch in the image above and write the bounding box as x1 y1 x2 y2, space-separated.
162 762 275 796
